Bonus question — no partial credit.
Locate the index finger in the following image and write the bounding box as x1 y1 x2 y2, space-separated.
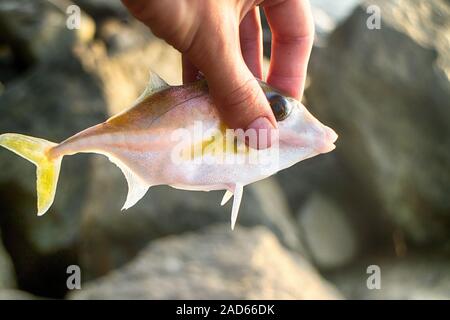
263 0 314 99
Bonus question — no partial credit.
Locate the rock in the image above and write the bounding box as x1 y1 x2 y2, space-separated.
0 43 19 85
275 153 340 212
311 6 336 41
0 289 38 300
77 21 183 116
72 0 129 20
0 232 16 289
306 0 450 245
0 0 95 67
262 0 362 54
298 194 357 270
310 0 362 25
276 152 392 264
71 225 341 299
79 156 303 278
329 255 450 299
97 19 153 56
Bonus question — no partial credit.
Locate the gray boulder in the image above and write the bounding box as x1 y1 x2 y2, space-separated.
329 255 450 299
0 232 16 289
0 289 37 300
77 20 183 116
275 151 386 268
298 194 358 270
72 0 129 20
0 0 95 66
306 0 450 244
71 225 341 299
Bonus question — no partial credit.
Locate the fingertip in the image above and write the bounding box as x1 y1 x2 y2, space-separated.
245 116 278 149
208 75 276 131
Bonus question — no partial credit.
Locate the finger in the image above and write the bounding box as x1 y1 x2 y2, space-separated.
187 16 277 148
203 53 277 149
263 0 314 99
239 7 264 79
182 54 199 83
203 53 275 131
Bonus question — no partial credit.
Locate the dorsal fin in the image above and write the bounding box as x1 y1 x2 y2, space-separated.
135 71 170 104
106 71 171 125
148 71 169 91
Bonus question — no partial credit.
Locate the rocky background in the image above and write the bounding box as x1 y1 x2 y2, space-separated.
0 0 448 300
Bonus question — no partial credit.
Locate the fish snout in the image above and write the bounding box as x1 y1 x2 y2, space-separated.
316 125 338 153
301 107 337 153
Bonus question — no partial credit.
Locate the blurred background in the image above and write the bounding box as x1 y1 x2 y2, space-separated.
0 0 449 300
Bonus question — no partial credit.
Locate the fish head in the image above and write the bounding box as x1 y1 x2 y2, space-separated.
261 84 338 163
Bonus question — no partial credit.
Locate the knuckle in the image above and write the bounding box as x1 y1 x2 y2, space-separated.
240 37 259 52
222 79 260 110
240 27 262 49
274 32 314 46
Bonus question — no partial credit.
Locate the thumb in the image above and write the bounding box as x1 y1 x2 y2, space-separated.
196 45 277 148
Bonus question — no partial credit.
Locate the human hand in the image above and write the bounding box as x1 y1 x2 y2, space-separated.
122 0 314 148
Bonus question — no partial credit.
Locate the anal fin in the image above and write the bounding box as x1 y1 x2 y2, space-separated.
230 183 244 230
221 190 233 206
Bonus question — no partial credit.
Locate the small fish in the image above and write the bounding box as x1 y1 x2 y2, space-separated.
0 73 337 229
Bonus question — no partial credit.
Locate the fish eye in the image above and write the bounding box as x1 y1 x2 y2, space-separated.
267 93 292 121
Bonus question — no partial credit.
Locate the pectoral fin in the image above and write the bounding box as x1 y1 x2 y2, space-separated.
230 183 244 230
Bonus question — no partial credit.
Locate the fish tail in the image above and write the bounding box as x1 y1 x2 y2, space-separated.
0 133 62 216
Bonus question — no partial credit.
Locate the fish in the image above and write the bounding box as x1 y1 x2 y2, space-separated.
0 72 338 229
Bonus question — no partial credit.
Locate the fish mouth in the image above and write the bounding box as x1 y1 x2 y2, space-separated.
279 125 338 153
319 126 338 153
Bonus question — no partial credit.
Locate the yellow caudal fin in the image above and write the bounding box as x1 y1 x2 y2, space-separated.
0 133 62 216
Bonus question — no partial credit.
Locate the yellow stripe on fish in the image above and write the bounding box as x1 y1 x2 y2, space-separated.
180 123 250 161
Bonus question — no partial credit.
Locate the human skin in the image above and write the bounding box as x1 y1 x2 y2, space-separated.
121 0 314 148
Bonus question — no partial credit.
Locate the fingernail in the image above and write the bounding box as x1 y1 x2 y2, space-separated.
245 117 277 149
